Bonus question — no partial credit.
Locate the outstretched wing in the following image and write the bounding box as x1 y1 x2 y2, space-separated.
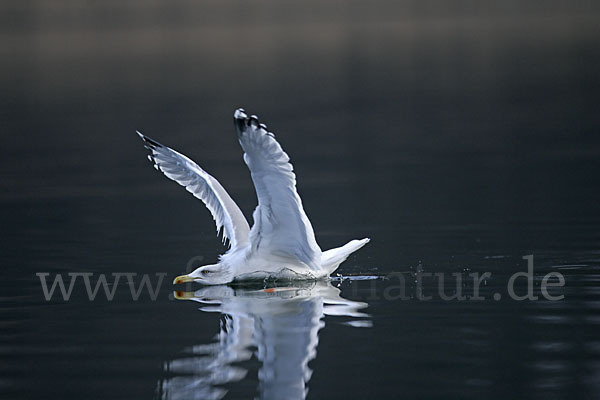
137 132 250 249
233 109 322 270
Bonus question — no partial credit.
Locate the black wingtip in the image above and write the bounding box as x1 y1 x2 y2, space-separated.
136 130 162 149
233 108 248 137
233 108 273 138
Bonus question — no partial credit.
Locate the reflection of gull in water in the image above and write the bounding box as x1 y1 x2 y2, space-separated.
158 281 370 400
137 108 370 284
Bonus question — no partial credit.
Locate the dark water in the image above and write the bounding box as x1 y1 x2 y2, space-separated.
2 1 600 399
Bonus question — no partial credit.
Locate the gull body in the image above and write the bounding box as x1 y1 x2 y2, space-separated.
138 108 370 285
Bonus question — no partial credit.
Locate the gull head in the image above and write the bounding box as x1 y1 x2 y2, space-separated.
173 263 232 285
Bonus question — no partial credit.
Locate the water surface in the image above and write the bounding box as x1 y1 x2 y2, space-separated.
1 1 599 399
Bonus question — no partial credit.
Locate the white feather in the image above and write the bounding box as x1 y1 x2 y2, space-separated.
137 131 250 249
138 109 370 284
233 109 322 270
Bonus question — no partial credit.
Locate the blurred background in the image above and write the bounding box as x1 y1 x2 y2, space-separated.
1 1 600 399
2 1 599 228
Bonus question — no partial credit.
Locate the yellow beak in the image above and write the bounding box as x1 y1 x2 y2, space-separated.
173 290 195 300
173 274 196 285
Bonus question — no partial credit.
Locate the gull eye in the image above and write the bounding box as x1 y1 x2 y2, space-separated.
202 269 210 275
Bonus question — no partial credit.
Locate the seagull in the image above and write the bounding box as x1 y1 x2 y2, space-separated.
137 108 370 285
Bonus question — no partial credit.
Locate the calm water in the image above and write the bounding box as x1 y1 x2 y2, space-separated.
2 1 600 399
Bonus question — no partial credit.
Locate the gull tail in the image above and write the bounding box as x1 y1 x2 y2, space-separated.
321 238 370 274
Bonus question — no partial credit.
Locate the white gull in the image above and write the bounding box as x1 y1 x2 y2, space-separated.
137 108 369 285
